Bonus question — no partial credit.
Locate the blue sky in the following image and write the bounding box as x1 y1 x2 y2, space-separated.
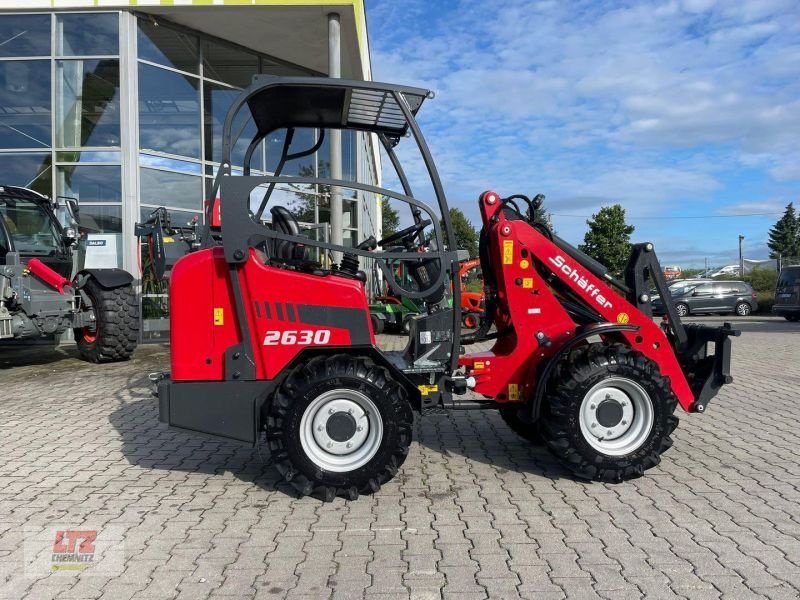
365 0 800 268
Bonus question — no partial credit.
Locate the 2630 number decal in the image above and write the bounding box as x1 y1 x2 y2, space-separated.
263 329 332 346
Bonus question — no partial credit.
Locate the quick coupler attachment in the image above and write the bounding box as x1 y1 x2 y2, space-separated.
677 322 741 413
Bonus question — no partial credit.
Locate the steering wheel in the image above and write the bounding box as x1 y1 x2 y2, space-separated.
377 219 431 248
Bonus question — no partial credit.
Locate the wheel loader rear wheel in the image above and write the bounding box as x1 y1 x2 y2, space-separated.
265 354 413 501
74 279 139 363
541 343 678 483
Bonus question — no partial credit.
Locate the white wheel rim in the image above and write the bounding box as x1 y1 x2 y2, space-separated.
737 304 749 315
299 389 383 473
677 304 688 316
578 377 654 457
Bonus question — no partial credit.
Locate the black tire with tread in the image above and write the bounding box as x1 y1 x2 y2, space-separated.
265 354 413 501
370 314 385 335
74 279 139 363
499 405 544 445
540 343 679 483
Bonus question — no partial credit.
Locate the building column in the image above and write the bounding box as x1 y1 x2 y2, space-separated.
119 12 141 302
328 12 343 262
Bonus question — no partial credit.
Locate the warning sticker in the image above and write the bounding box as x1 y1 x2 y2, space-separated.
523 278 533 288
519 259 530 269
474 361 485 370
213 308 224 326
508 383 520 401
616 312 630 324
418 384 439 396
503 240 514 264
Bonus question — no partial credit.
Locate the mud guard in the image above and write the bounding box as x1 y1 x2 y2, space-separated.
74 268 133 290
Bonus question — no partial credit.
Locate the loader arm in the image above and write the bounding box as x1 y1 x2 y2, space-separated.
459 191 737 414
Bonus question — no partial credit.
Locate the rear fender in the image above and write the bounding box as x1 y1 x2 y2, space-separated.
274 345 423 412
74 268 133 290
529 323 640 421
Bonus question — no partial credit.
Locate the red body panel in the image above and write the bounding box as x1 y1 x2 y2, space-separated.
460 191 696 413
170 248 374 381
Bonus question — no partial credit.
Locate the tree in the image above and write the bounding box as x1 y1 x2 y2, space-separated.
578 204 635 276
767 203 800 259
381 197 400 237
444 208 479 258
533 204 556 234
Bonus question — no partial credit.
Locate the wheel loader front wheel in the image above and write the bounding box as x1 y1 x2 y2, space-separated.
74 279 139 363
265 355 413 501
541 343 679 483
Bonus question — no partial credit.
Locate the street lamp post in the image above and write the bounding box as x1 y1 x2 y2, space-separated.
738 235 745 276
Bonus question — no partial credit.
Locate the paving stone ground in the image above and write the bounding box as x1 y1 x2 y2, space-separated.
1 316 799 599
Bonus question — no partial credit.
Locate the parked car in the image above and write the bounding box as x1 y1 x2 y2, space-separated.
652 280 757 317
773 266 800 322
708 265 741 278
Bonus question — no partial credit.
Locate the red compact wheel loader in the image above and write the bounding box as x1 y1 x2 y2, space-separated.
154 76 739 500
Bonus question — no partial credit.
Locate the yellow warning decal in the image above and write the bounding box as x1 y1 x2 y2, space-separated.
418 384 439 396
508 383 520 401
616 312 630 324
162 236 174 243
520 259 530 269
474 361 485 370
523 278 533 288
503 240 514 264
213 308 224 326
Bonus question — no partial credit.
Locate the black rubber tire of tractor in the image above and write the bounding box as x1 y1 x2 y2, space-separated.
74 279 139 363
370 314 385 335
540 343 679 483
264 354 413 501
499 405 544 445
402 315 413 334
785 315 799 322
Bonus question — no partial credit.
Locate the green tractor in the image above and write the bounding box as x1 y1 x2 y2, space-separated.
368 256 422 334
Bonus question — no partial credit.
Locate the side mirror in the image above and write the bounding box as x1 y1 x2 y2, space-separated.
57 196 80 225
63 226 78 246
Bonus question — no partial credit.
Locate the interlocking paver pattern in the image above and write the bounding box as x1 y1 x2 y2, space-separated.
1 316 799 599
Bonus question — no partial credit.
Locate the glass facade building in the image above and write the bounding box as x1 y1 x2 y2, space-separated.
0 4 379 340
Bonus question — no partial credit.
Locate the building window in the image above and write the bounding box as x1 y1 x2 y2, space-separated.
56 13 119 57
0 60 51 149
203 81 261 170
201 39 258 87
140 166 203 212
137 20 199 74
0 152 52 196
56 165 121 203
0 14 51 58
56 59 121 148
138 62 201 159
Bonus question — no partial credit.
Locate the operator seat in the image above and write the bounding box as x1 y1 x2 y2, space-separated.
270 205 309 263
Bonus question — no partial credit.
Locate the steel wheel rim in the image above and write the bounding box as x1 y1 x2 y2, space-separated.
300 389 383 472
737 303 750 316
676 304 688 317
579 377 654 457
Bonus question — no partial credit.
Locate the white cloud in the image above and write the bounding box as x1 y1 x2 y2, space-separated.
367 0 800 259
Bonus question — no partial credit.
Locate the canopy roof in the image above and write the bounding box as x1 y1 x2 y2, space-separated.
243 76 432 145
